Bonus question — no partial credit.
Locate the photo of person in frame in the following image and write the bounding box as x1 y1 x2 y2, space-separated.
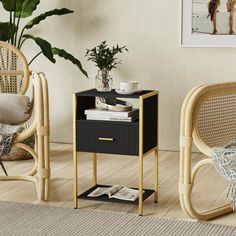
192 0 236 35
208 0 220 34
227 0 236 34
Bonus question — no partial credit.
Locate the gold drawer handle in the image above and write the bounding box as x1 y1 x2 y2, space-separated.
98 137 114 141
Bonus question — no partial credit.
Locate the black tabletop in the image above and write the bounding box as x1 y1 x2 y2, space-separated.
76 89 157 99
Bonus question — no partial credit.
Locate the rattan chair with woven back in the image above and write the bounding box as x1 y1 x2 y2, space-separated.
0 41 50 201
179 81 236 220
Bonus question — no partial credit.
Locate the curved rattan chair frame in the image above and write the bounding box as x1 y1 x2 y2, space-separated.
0 41 50 201
179 82 236 220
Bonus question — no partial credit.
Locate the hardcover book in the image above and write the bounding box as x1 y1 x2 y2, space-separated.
86 114 139 122
84 108 139 118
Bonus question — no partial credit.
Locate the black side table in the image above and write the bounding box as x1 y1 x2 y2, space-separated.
73 89 159 215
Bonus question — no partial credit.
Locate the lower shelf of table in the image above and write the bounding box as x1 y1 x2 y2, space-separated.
77 184 155 205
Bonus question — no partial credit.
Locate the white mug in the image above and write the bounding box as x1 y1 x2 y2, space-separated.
120 81 141 92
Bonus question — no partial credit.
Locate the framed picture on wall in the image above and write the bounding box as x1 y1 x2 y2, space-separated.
181 0 236 47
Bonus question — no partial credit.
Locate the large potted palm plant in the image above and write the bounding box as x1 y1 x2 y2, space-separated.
0 0 88 161
0 0 87 77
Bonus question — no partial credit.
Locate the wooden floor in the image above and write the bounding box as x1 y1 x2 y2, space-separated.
0 143 235 226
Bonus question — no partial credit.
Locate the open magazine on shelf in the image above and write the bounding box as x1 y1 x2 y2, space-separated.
87 185 144 202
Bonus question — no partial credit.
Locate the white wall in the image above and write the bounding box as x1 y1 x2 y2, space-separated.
2 0 236 151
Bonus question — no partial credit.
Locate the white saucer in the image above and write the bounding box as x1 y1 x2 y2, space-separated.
115 89 142 95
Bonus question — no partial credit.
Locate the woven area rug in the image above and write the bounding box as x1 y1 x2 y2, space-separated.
0 201 235 236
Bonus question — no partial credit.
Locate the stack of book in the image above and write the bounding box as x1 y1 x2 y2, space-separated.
84 108 139 122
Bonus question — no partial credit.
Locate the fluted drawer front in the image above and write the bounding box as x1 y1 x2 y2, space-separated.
76 120 139 156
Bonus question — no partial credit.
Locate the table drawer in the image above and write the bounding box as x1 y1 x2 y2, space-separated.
76 120 139 156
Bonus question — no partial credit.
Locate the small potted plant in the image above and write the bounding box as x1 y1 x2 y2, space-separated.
85 41 128 91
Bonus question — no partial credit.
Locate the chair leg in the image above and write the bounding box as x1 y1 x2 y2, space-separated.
44 135 50 201
40 72 50 201
183 192 232 220
37 133 45 201
180 147 233 220
37 180 44 200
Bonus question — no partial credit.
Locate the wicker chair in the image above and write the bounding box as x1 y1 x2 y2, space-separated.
0 41 50 201
179 82 236 220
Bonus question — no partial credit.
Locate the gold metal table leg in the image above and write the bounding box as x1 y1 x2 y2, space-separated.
139 154 143 216
73 94 78 209
139 95 144 216
154 148 158 203
73 151 78 209
93 153 97 186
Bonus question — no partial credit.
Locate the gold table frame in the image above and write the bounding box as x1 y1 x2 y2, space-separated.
73 90 159 216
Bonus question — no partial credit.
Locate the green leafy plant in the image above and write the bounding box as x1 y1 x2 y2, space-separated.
0 0 88 77
85 41 128 71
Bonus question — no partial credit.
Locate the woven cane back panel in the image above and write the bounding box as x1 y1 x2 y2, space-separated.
0 46 25 94
196 94 236 148
0 43 33 129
